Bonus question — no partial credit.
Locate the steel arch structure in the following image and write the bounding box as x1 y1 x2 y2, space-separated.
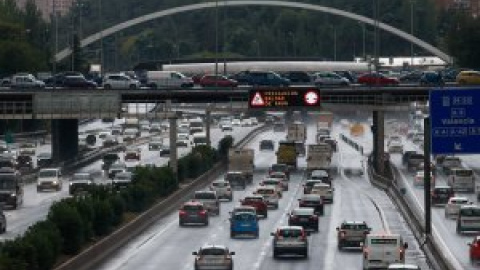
55 0 453 63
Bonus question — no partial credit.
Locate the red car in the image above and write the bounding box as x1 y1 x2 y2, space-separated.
199 75 238 87
469 236 480 263
357 73 399 86
240 195 268 218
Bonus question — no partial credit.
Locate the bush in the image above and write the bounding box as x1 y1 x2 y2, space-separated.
0 238 35 270
92 200 114 236
23 220 62 270
218 135 234 157
47 201 85 255
109 194 126 226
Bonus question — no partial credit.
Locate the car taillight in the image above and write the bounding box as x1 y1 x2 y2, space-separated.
399 249 404 260
199 210 207 216
311 215 318 220
363 248 369 259
299 202 306 207
300 231 306 240
179 210 187 216
340 231 346 238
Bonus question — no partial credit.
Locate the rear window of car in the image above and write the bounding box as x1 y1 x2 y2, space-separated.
263 180 279 185
271 164 287 171
195 192 216 199
460 208 480 216
212 182 228 187
125 153 138 159
279 229 302 237
244 197 262 202
370 238 398 245
306 181 321 187
435 188 452 194
183 204 203 211
409 154 424 160
301 195 321 202
234 213 256 221
454 169 473 177
341 223 369 230
200 248 227 256
256 189 274 195
292 208 314 216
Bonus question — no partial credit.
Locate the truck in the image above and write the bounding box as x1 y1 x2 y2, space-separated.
228 148 254 184
306 143 332 174
286 121 306 142
317 111 334 130
276 141 297 169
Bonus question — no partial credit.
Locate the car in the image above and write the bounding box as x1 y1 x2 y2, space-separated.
192 245 234 270
387 263 420 270
362 234 408 269
431 186 454 205
303 179 323 194
179 201 209 226
36 152 52 168
149 123 162 133
193 190 220 215
108 162 127 179
280 71 312 84
457 205 480 234
309 169 331 186
220 122 233 132
199 74 238 87
0 167 23 209
1 77 11 87
456 70 480 85
413 170 435 187
16 155 33 172
298 194 324 216
225 171 247 190
387 139 404 153
69 172 94 195
209 180 233 201
123 128 140 141
37 168 63 192
254 186 279 209
445 196 470 218
357 72 399 86
273 122 285 132
269 163 290 180
18 142 36 156
43 71 84 86
313 72 350 86
124 148 141 161
334 70 357 83
10 74 45 89
159 146 171 157
336 221 371 250
468 236 480 263
260 178 283 197
148 137 163 150
288 207 319 232
231 119 241 126
102 73 141 89
240 195 268 218
0 208 6 233
311 183 334 203
420 71 444 86
62 75 97 89
101 153 120 171
259 140 274 151
230 70 290 86
230 211 259 238
271 226 309 258
268 171 289 191
399 70 423 83
102 135 119 147
112 172 133 191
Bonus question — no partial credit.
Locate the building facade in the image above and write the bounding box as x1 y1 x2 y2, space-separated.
16 0 73 20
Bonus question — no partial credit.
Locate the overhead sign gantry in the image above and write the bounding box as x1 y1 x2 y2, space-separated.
248 87 321 109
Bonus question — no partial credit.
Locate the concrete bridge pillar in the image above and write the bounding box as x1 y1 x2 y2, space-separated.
372 110 385 175
169 116 178 176
205 109 211 147
51 119 79 162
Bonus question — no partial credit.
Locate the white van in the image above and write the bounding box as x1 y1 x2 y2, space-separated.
457 205 480 234
311 183 334 203
448 168 475 192
146 71 193 89
362 234 408 269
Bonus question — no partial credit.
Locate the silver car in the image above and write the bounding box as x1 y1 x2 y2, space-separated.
103 74 141 89
193 190 220 215
313 72 350 87
209 180 233 201
193 245 234 270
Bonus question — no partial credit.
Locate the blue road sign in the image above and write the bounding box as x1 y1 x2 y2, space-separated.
430 88 480 155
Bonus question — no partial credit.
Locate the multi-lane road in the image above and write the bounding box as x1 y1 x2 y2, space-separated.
95 122 430 270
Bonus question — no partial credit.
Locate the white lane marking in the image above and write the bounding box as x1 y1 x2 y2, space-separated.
251 175 303 270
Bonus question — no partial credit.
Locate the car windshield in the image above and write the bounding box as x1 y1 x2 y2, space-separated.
271 164 287 171
278 229 302 238
200 248 226 256
38 153 51 158
0 175 16 189
195 192 215 199
39 170 57 177
306 181 321 187
263 180 279 186
435 188 452 194
125 153 138 160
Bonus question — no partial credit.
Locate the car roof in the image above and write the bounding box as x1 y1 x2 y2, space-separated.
341 221 367 225
277 225 303 231
388 264 420 269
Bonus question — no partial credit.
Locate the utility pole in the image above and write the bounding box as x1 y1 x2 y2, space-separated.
99 0 104 74
373 0 380 74
410 0 415 69
214 0 219 76
53 0 58 90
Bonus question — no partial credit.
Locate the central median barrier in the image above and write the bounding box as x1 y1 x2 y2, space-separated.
53 124 270 270
339 132 455 270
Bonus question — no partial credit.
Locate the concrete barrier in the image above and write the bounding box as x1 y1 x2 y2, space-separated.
54 124 270 270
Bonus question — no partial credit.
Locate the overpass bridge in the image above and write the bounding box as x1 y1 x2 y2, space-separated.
0 85 453 172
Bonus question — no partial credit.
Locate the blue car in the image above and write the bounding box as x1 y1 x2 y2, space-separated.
230 71 290 86
230 212 259 238
420 71 444 86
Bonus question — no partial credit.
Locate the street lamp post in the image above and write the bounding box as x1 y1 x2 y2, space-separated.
410 0 415 68
99 0 104 73
214 0 219 76
53 0 58 90
373 0 380 73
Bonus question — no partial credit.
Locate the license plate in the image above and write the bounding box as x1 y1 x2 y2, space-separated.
300 218 308 222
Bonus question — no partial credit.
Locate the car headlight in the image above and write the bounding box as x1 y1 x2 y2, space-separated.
10 193 16 197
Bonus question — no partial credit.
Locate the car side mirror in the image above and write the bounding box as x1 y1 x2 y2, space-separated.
403 242 408 249
270 232 275 236
468 242 473 246
368 228 372 232
192 251 198 255
336 227 339 231
230 251 235 255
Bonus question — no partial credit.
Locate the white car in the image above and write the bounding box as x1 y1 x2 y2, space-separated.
37 168 63 192
193 245 234 270
232 119 241 126
311 183 334 203
445 196 470 218
313 72 350 86
413 171 435 187
209 180 233 201
241 118 252 126
103 73 141 89
388 140 404 153
249 117 259 125
123 128 140 141
254 186 279 209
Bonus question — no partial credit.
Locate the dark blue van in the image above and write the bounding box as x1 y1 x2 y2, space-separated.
230 71 290 86
230 212 259 238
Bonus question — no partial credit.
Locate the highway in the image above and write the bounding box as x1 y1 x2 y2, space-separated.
95 121 430 270
0 119 258 240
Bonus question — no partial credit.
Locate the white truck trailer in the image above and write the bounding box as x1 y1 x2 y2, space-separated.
228 148 255 185
306 143 333 174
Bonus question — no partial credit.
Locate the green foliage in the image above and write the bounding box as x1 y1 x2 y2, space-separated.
218 135 234 157
445 14 480 69
47 201 85 255
92 200 114 236
23 221 62 270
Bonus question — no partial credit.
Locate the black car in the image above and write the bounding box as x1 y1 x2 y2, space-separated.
44 71 84 87
288 207 319 232
16 155 33 172
431 186 454 205
259 140 274 151
69 172 94 195
159 146 171 157
269 163 290 180
280 71 312 84
402 151 418 165
303 179 323 194
101 153 119 170
36 152 52 168
298 194 324 215
399 71 423 83
62 76 97 89
420 71 444 86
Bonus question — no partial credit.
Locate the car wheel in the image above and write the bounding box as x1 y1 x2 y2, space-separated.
36 187 41 192
179 221 184 227
304 249 308 258
104 84 111 90
230 231 235 238
273 249 279 259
